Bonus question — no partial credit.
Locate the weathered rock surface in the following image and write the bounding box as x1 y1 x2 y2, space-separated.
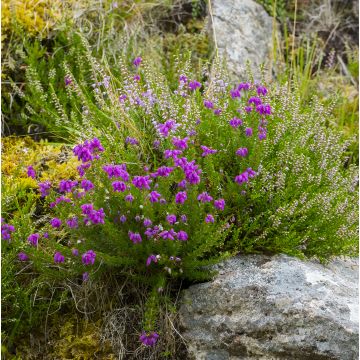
209 0 274 80
179 255 359 360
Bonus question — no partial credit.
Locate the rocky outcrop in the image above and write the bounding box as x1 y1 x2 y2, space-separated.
179 255 359 360
209 0 275 80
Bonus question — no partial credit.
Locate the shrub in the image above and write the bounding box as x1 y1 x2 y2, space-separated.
3 54 358 354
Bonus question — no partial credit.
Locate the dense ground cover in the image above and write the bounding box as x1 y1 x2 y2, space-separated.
1 0 358 358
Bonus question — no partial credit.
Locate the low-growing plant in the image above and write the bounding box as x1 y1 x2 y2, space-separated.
2 54 358 356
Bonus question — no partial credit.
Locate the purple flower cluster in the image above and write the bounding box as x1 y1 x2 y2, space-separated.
139 331 159 347
197 192 213 203
133 56 142 67
103 164 129 181
82 250 96 265
126 137 139 145
81 179 94 192
66 217 78 228
200 146 217 157
188 80 201 91
235 168 256 185
18 252 29 261
28 233 40 246
175 191 187 204
54 251 65 263
73 138 104 163
129 231 142 244
214 199 225 211
166 214 177 225
27 166 36 179
158 119 177 137
1 222 15 240
146 254 158 266
38 181 51 197
132 176 152 190
203 100 214 109
50 218 62 228
49 196 72 208
151 166 173 178
229 117 243 128
159 229 177 240
112 181 127 192
81 204 105 225
172 137 188 150
236 147 248 157
59 180 78 193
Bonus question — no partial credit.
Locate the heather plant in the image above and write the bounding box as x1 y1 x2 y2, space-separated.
3 53 358 355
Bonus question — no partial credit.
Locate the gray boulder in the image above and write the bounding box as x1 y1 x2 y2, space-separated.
179 255 359 360
209 0 275 80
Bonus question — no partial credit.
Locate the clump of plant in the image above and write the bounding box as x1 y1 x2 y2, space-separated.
3 54 358 356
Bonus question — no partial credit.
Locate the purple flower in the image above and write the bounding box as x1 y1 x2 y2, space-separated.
256 104 272 116
213 109 222 115
152 166 173 178
177 180 187 188
81 179 94 192
135 215 141 222
244 106 253 113
126 136 139 145
119 94 127 102
166 214 177 225
27 166 36 179
149 191 161 203
133 74 140 81
236 147 248 157
43 232 49 238
125 194 134 202
203 100 214 109
112 181 127 192
82 250 96 265
81 203 94 215
59 180 78 193
87 208 105 225
235 172 249 185
28 233 40 246
132 176 152 190
120 215 127 223
238 82 251 91
145 226 160 239
258 131 267 140
64 76 72 86
146 254 158 266
159 229 177 240
245 127 253 137
172 137 188 150
200 145 217 157
197 192 213 203
158 119 177 137
103 164 129 181
72 248 79 256
77 163 91 177
164 149 182 159
18 252 29 261
257 85 268 96
230 88 241 98
54 251 65 264
153 140 160 148
177 230 188 241
143 218 152 227
248 97 262 106
1 223 15 240
247 167 256 178
89 138 104 152
38 181 51 197
128 231 142 244
82 272 89 282
175 191 187 204
188 80 201 91
180 214 187 223
205 214 215 223
66 217 78 229
179 75 188 83
50 218 62 228
229 117 243 128
139 332 159 347
133 56 142 67
214 199 225 211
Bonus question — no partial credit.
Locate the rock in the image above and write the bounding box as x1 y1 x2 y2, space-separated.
208 0 275 80
179 255 359 360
